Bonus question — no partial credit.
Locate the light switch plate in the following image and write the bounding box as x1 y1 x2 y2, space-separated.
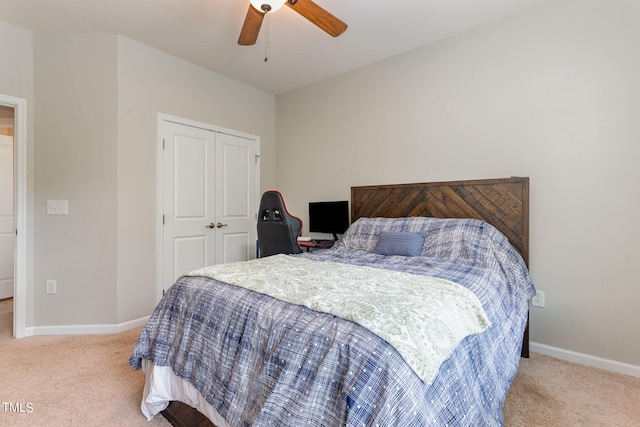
47 200 68 215
46 279 57 295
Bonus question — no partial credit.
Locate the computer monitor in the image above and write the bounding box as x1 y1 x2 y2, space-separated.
308 201 350 241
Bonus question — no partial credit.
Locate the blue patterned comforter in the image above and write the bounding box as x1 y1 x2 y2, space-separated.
130 217 535 426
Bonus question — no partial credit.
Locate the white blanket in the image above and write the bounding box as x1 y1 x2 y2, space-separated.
186 254 490 384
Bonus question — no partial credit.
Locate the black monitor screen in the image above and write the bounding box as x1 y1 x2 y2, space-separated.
308 201 350 238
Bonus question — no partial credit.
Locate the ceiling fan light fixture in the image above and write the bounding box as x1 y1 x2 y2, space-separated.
239 0 347 46
250 0 287 13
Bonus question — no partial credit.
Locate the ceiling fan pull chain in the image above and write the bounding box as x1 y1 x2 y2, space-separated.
264 13 270 62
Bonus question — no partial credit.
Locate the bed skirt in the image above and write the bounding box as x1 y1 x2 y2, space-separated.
140 359 230 427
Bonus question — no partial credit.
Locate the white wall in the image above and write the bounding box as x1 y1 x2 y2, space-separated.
276 0 640 367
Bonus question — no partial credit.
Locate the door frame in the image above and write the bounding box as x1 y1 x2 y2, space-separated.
1 94 28 338
156 113 260 302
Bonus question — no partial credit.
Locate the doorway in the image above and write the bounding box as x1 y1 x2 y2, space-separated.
0 107 14 303
0 94 27 338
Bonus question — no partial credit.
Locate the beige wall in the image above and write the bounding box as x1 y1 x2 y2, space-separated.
33 32 119 325
115 37 276 322
2 0 637 370
0 20 35 325
276 0 640 367
0 22 33 99
0 21 276 328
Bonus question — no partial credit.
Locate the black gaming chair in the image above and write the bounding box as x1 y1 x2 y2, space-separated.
257 191 303 258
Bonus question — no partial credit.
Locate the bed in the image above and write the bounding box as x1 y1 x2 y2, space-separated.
129 177 535 426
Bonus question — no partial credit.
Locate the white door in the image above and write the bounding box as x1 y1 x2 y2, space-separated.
215 132 258 264
161 119 258 293
0 134 13 299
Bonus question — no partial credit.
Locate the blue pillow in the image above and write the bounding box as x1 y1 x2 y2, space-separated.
372 231 427 257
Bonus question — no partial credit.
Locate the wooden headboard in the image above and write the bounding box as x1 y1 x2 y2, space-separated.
351 177 529 266
351 177 530 357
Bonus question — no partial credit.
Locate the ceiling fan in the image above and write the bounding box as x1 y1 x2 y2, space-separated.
238 0 348 46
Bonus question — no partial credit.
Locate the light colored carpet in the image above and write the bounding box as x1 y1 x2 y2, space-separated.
1 297 639 426
505 352 640 426
0 298 169 427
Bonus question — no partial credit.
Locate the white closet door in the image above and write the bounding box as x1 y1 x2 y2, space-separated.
161 120 259 293
215 132 258 264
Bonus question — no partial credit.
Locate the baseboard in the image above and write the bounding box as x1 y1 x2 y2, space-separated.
20 324 639 378
24 315 150 337
531 341 640 378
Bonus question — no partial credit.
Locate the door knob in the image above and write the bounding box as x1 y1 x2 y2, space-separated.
216 222 228 228
205 223 215 229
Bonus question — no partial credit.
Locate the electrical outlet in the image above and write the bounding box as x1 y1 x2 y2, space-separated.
531 290 545 308
46 279 57 295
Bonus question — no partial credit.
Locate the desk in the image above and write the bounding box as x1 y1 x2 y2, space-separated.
298 240 334 251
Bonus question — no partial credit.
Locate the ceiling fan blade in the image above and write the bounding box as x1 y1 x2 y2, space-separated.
287 0 347 37
238 5 265 45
